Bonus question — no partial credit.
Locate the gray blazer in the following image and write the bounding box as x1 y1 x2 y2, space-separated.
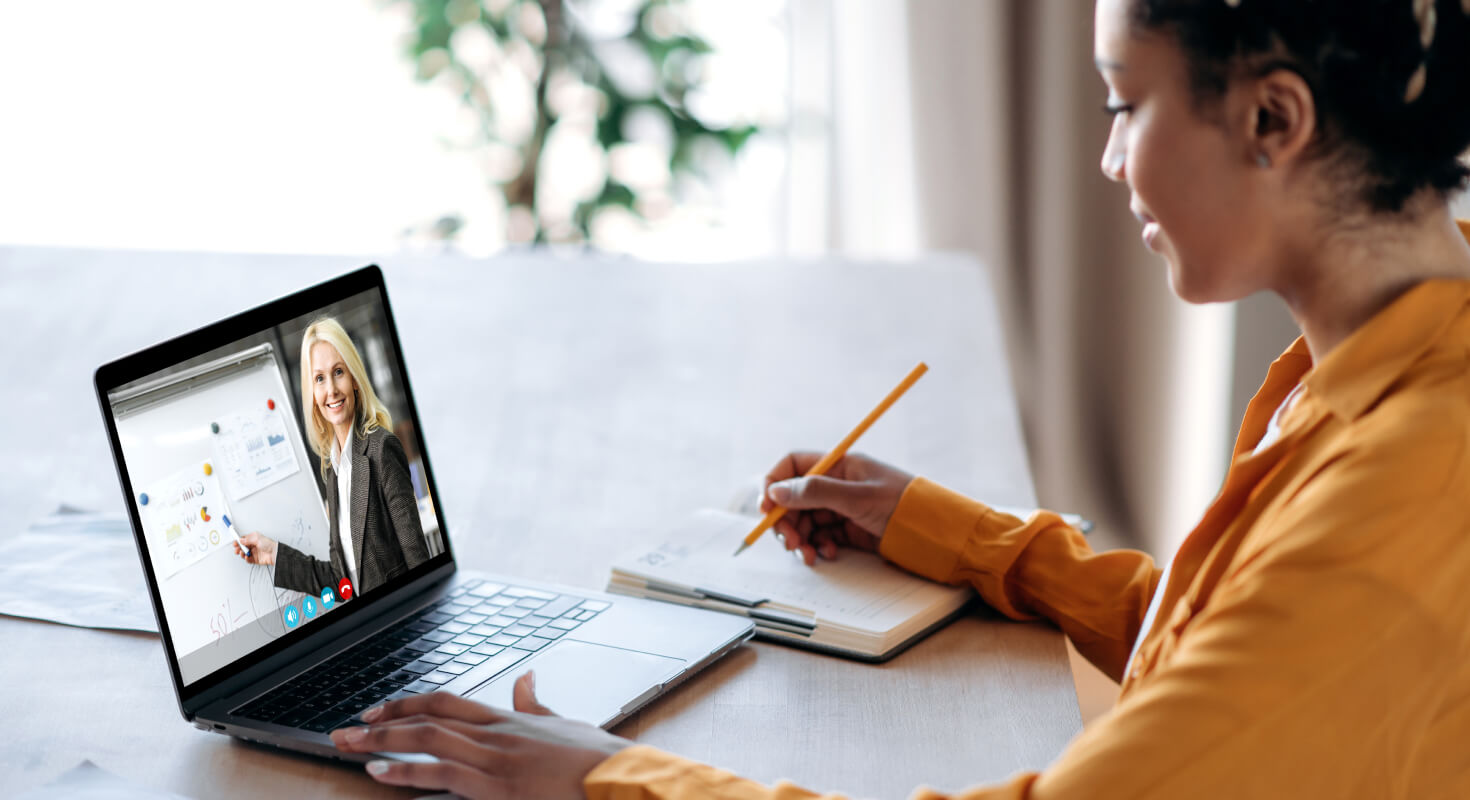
274 426 429 598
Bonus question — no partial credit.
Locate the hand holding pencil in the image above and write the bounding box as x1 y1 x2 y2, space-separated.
759 452 915 565
739 362 927 562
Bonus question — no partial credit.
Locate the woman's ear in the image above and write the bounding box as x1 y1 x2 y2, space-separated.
1250 67 1316 169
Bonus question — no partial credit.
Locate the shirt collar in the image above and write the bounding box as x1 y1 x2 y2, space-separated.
1300 277 1470 422
332 423 356 471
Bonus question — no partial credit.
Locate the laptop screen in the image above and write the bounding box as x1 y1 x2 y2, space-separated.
100 272 449 688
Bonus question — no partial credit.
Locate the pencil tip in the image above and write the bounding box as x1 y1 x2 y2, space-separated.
732 542 750 557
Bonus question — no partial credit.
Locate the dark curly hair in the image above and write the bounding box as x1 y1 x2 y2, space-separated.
1132 0 1470 213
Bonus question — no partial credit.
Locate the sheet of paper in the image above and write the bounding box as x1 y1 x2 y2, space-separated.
0 510 157 633
614 510 968 632
15 760 193 800
210 406 300 500
138 462 234 580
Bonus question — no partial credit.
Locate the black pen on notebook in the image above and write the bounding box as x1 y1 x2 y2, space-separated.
735 362 929 556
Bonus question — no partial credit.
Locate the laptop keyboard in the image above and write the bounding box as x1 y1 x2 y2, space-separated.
230 579 610 733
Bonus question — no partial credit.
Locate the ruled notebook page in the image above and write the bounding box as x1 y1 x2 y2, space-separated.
612 509 968 634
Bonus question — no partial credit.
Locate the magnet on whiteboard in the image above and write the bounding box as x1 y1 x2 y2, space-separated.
211 422 220 434
203 462 213 476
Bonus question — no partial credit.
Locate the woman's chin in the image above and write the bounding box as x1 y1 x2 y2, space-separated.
1166 264 1231 305
1163 260 1203 304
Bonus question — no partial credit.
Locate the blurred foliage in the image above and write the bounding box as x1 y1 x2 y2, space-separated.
390 0 760 245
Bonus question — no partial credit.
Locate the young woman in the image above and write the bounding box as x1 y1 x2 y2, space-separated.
233 317 430 599
330 0 1470 796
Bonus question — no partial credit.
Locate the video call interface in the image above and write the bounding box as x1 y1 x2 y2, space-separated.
108 290 441 685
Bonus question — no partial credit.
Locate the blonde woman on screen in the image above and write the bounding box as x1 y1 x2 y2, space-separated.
234 317 429 599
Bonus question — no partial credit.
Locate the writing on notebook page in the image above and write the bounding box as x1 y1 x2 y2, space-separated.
702 544 922 620
630 511 943 623
636 542 692 568
611 509 973 659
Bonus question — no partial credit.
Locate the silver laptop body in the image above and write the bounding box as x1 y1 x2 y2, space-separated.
94 266 753 764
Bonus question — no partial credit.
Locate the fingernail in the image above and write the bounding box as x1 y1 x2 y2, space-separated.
344 727 367 744
767 482 791 504
527 670 536 691
360 705 382 722
366 760 390 776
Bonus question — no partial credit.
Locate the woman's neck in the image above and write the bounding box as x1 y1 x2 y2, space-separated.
1275 203 1470 363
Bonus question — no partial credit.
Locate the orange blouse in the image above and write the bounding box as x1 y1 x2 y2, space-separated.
586 226 1470 799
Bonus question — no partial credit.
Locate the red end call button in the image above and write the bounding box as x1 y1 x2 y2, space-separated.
337 578 354 601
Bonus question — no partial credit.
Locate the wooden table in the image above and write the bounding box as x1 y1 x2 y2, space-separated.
0 248 1081 798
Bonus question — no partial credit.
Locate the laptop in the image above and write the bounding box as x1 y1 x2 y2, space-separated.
94 265 753 764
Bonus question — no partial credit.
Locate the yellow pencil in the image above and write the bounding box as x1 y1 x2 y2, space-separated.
733 361 929 556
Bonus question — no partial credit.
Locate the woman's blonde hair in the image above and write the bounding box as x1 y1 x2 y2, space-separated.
299 317 392 478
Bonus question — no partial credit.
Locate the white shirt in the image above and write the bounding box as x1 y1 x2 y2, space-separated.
332 425 360 592
1125 384 1304 675
1251 382 1306 456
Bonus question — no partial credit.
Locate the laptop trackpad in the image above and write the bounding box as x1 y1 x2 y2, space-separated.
466 640 685 726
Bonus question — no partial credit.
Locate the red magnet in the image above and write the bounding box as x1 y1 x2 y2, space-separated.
337 578 354 601
267 398 275 410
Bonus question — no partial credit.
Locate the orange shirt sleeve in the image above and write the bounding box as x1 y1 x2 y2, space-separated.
1022 443 1463 798
878 477 1160 682
585 745 1041 799
586 432 1464 800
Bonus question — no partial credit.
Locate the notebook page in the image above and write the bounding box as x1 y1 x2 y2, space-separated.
613 510 965 633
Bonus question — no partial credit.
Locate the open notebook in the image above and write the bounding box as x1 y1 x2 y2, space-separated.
607 509 973 661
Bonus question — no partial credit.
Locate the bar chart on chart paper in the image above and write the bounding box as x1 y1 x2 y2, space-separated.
210 406 300 500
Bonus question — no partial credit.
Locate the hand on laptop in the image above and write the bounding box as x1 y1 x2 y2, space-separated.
331 671 629 799
233 532 277 566
761 451 914 566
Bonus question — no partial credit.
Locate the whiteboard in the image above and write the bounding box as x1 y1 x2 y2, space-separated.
115 349 332 663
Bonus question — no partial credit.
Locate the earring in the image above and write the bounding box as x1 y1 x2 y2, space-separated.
1256 152 1272 169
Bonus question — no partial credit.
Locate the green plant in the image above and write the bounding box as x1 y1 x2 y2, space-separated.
391 0 760 246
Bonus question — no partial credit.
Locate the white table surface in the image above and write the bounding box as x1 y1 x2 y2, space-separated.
0 247 1080 799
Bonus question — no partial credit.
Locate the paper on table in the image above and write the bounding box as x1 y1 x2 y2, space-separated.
14 760 194 800
0 509 157 633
